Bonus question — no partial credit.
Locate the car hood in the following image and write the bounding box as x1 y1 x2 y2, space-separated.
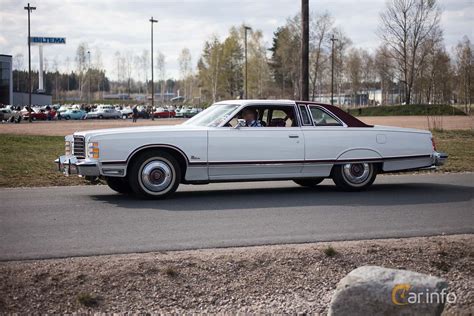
73 124 208 139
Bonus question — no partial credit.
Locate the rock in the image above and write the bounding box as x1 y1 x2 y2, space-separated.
328 266 449 316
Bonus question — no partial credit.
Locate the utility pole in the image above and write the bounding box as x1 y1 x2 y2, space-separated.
244 25 252 99
87 50 91 104
301 0 309 101
330 34 338 105
150 17 158 120
24 3 36 122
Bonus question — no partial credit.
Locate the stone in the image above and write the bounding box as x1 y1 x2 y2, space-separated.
328 265 449 316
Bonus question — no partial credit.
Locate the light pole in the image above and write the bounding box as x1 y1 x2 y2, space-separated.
24 3 36 122
301 0 309 101
244 25 251 99
330 34 338 105
150 17 158 120
87 50 91 104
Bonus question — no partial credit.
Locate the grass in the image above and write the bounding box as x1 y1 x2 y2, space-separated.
0 131 472 188
432 130 474 172
163 266 178 278
323 246 337 257
347 104 467 116
0 134 87 187
77 292 101 308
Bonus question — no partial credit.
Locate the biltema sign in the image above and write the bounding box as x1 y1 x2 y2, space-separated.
30 37 66 44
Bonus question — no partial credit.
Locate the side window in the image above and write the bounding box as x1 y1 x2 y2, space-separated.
309 107 342 126
268 107 298 127
299 105 312 125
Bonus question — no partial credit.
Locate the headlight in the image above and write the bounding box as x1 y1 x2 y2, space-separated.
88 142 99 159
65 141 71 155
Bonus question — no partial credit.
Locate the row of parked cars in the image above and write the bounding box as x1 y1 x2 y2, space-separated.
0 104 204 122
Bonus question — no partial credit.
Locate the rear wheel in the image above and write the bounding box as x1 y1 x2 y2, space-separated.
106 177 132 194
129 151 181 199
294 178 324 187
332 163 377 191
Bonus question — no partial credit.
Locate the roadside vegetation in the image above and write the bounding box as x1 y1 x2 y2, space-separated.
0 135 87 187
0 131 472 188
347 104 467 117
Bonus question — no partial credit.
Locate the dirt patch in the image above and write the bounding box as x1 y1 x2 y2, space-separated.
0 235 472 314
0 118 186 136
0 116 472 136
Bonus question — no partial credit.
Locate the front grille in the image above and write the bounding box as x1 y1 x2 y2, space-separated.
73 136 86 159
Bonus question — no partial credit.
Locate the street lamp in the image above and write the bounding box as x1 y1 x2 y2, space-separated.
87 50 91 104
150 17 158 121
24 3 36 122
330 34 338 106
244 25 252 99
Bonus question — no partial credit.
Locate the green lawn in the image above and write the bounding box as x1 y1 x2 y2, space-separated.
0 131 472 187
347 104 467 116
0 135 87 187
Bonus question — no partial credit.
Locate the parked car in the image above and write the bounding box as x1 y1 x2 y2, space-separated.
62 109 87 120
153 107 176 118
119 107 133 119
0 108 21 123
86 105 121 119
56 100 448 199
22 108 48 121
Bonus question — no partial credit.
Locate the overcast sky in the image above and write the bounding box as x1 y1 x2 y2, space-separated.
1 0 472 79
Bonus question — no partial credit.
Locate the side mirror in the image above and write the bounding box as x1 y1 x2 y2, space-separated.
234 119 246 129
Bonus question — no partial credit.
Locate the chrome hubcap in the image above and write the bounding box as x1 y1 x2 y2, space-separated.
343 163 370 184
140 160 173 192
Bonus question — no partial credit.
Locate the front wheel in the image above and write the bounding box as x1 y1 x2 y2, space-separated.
129 151 181 199
332 163 377 191
294 178 324 187
106 177 132 194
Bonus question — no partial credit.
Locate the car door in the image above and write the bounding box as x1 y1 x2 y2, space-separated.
207 105 304 180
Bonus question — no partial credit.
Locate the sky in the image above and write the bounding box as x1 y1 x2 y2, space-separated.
1 0 472 80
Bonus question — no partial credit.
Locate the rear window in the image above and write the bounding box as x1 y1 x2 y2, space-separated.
309 106 342 126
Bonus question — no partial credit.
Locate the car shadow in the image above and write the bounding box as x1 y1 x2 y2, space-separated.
89 182 474 211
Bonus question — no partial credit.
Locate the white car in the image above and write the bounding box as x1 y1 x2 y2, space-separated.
119 107 133 119
86 105 121 119
56 100 447 199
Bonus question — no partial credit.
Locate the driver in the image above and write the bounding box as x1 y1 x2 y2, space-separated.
242 108 263 127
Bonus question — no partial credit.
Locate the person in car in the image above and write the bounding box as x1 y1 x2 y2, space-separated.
242 108 263 127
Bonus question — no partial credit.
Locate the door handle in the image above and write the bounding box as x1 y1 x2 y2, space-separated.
288 135 299 138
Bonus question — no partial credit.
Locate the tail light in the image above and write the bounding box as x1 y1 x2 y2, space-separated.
431 138 437 151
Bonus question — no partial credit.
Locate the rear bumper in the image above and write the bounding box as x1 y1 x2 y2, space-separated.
433 152 448 166
55 155 100 176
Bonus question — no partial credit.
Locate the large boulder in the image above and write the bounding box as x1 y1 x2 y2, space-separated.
328 266 449 316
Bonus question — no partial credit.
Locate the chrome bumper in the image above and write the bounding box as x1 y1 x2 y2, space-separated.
55 155 100 176
433 152 448 166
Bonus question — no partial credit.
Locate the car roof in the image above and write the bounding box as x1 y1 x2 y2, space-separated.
214 99 296 106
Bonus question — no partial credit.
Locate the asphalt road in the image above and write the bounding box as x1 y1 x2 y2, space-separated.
1 173 473 261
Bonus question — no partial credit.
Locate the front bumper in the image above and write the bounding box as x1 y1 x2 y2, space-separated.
433 152 448 166
55 155 100 176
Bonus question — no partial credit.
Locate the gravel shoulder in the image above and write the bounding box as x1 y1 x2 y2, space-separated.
1 234 472 314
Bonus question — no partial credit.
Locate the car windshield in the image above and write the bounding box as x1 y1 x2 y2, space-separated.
182 104 239 127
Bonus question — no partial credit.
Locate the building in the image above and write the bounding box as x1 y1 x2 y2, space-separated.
0 54 13 105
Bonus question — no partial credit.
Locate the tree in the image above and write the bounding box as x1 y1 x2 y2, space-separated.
454 36 473 110
346 48 362 105
379 0 442 104
178 48 193 100
309 12 333 100
75 42 89 99
375 45 395 104
155 51 166 103
198 36 224 102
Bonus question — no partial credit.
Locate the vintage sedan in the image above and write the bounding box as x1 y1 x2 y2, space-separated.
56 100 447 199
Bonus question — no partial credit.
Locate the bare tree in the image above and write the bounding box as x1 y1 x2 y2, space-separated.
454 36 473 110
155 51 166 103
178 48 192 100
379 0 442 104
309 12 333 100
